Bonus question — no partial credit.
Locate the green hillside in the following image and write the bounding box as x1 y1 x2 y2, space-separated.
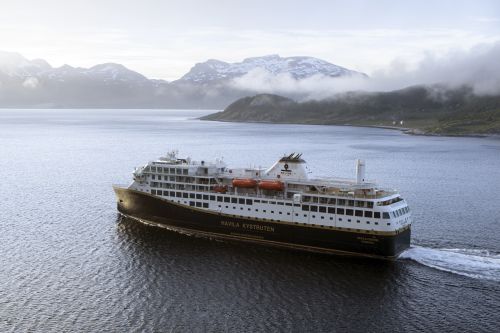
202 86 500 136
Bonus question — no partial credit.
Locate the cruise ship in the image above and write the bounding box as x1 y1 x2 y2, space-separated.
113 151 411 258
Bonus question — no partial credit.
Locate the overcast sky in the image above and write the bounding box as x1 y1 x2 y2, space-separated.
0 0 499 80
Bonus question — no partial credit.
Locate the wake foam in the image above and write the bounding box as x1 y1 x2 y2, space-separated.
400 246 500 281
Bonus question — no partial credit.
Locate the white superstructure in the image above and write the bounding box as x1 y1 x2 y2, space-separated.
127 151 412 234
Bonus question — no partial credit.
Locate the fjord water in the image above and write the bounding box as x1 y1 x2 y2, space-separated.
1 109 499 332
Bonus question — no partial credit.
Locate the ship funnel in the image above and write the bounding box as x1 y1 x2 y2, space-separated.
356 159 366 183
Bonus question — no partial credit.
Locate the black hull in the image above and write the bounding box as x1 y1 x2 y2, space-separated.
113 187 411 259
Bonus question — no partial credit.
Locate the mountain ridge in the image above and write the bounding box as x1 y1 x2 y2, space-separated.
0 51 362 108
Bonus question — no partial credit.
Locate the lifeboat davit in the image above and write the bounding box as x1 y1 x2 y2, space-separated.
232 178 258 188
213 185 228 193
258 180 284 191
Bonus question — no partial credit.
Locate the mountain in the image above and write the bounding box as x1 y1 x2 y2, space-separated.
0 52 365 108
176 54 365 83
202 87 500 135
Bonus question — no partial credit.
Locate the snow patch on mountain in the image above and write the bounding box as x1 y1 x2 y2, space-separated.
178 54 366 83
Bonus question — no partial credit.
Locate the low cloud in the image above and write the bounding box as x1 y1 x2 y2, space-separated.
230 41 500 99
22 77 39 89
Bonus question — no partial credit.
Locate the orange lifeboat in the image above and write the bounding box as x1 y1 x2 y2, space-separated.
213 185 228 193
258 180 284 191
232 178 258 188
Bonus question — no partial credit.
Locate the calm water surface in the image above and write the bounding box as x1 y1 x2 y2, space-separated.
0 109 499 332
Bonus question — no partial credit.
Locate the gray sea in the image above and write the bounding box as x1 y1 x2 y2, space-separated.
1 109 499 332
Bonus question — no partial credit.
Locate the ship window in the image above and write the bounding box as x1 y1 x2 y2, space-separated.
196 202 201 207
295 213 298 216
337 208 345 215
151 167 156 172
203 195 209 200
364 211 373 218
203 203 208 208
231 198 237 204
152 175 156 180
224 197 230 203
304 214 307 217
183 169 188 175
310 206 318 212
217 196 223 202
355 210 363 217
263 210 267 213
330 217 333 220
319 206 326 213
255 200 261 203
348 200 355 207
210 195 215 200
279 212 282 214
328 198 336 205
176 192 181 198
225 206 229 208
246 199 252 205
261 200 268 203
158 175 162 180
239 198 245 204
271 211 274 213
285 203 292 206
183 193 188 198
176 169 181 175
151 190 156 195
287 213 290 215
189 201 195 206
346 209 354 216
196 194 201 199
374 212 381 219
294 204 300 207
302 196 311 202
375 222 378 225
255 209 259 212
383 212 390 219
338 199 346 206
366 221 370 224
387 223 391 226
248 208 251 211
169 191 175 196
270 201 276 205
189 193 195 199
328 207 335 214
277 202 284 205
319 197 328 204
312 215 316 218
339 218 342 221
240 207 243 210
233 207 236 209
367 202 374 209
321 216 324 219
302 205 309 211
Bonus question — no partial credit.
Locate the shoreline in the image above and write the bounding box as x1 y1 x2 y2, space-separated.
199 118 499 138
